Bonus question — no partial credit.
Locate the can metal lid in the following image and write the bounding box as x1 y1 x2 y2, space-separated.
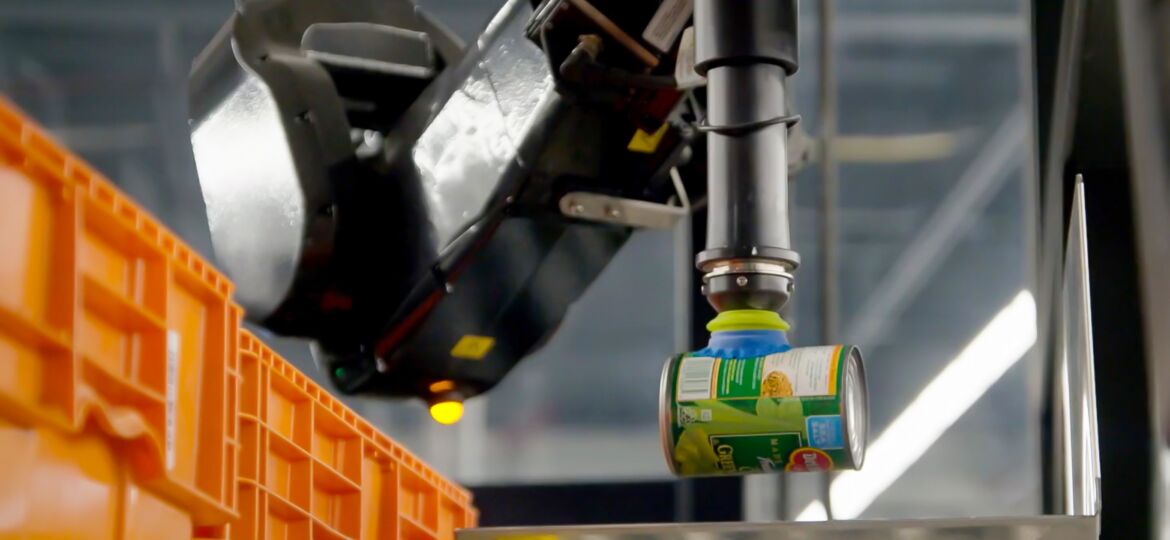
843 348 868 469
658 357 679 475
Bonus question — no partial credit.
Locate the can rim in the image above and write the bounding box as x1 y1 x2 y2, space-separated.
658 356 678 475
841 346 868 470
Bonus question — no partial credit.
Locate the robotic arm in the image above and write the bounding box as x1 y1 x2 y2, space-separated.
188 0 801 413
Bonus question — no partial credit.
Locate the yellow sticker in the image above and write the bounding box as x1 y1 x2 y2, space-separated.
450 335 495 360
627 123 669 154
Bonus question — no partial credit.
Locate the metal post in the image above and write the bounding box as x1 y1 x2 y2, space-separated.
1116 1 1170 533
819 0 839 347
817 0 838 519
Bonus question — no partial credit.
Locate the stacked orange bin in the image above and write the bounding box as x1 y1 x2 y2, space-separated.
231 332 475 540
0 97 477 539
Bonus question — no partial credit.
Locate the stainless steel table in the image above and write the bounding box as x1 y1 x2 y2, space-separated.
460 516 1097 540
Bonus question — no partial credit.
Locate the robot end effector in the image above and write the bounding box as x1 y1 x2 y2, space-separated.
695 0 801 315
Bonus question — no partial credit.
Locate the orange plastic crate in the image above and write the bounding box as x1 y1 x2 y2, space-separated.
0 96 241 532
0 97 476 539
228 331 475 540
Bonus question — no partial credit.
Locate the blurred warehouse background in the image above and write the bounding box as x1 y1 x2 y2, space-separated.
0 0 1037 522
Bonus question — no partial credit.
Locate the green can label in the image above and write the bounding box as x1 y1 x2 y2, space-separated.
661 346 861 476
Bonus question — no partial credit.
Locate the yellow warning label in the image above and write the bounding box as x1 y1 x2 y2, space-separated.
627 123 669 154
450 335 495 360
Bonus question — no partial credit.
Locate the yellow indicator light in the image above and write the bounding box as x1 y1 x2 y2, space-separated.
429 380 456 393
429 400 464 425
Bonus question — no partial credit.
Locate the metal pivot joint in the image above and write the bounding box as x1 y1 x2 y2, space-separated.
694 0 801 313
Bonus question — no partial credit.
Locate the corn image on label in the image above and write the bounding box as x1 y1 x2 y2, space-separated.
660 345 866 476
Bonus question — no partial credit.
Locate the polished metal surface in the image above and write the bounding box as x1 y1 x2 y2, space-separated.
1116 2 1170 534
843 346 868 470
191 73 306 318
1032 0 1087 520
703 260 795 279
1053 177 1100 516
404 4 558 252
460 516 1098 540
701 259 795 312
658 356 677 475
188 0 457 321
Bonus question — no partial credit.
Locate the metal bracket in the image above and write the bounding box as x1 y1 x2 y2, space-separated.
559 192 687 229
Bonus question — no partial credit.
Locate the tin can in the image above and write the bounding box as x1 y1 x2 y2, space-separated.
659 345 867 475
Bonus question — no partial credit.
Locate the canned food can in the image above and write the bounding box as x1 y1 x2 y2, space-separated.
659 345 867 475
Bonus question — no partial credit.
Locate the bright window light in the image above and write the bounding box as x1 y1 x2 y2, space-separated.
796 290 1037 520
796 500 828 522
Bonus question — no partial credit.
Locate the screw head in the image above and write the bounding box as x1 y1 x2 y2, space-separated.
736 276 749 287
